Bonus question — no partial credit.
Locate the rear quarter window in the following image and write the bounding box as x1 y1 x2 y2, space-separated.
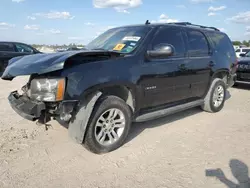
206 32 235 57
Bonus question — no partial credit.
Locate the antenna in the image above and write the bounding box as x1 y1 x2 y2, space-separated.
145 20 150 25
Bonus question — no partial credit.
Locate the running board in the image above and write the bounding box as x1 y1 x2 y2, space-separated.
235 81 250 85
135 99 204 123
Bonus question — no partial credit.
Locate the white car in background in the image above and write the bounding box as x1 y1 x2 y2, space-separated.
235 47 250 58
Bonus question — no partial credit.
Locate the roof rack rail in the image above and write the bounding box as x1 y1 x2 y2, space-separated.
168 22 220 31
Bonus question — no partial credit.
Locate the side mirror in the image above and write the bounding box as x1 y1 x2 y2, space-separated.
147 44 174 59
239 53 246 57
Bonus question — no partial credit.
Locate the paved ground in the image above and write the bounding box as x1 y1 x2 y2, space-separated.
0 76 250 188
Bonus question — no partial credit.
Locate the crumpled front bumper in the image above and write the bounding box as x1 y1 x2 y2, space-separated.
8 91 46 121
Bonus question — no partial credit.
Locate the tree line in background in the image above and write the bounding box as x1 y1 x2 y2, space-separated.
232 40 250 47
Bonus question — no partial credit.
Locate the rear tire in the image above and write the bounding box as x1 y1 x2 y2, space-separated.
84 95 132 154
201 78 226 113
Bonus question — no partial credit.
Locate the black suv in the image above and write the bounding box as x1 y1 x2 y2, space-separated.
0 41 41 74
1 22 237 154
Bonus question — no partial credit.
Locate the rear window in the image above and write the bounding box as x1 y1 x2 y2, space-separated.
206 32 235 56
0 43 14 52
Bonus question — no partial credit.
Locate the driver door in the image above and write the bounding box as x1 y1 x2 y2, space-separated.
139 26 192 109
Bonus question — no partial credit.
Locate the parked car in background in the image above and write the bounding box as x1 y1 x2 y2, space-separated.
66 46 86 51
56 48 68 52
0 42 41 74
1 22 237 154
235 47 250 58
235 50 250 84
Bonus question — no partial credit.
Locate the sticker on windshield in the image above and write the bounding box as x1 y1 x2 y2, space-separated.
122 36 141 42
130 42 136 46
113 43 126 51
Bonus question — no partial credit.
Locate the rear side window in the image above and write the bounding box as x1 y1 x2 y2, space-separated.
0 43 15 52
206 32 235 56
186 30 209 57
151 26 186 57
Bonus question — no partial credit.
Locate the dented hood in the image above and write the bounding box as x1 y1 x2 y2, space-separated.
1 50 120 80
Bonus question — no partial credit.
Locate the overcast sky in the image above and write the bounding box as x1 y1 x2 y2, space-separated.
1 0 250 45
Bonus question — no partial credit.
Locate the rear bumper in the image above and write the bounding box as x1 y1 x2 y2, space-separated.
8 91 46 121
227 73 237 88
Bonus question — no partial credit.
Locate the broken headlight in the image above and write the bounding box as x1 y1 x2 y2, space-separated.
30 78 65 102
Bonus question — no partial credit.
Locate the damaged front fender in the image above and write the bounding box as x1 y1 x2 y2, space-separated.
68 91 102 144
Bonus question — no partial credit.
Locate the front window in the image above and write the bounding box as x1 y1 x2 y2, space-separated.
86 26 151 54
150 26 186 58
15 43 34 53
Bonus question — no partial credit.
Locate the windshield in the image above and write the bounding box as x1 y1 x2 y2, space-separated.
86 26 151 54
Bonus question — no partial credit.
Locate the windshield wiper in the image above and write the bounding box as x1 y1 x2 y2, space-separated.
90 48 123 54
92 48 107 51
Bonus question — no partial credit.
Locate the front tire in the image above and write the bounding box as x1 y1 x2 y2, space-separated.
84 95 132 154
201 78 226 113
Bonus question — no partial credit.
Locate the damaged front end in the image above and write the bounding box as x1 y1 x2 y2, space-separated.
8 76 78 125
2 50 121 125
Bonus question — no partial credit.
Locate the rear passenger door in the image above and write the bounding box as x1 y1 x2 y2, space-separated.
184 29 212 99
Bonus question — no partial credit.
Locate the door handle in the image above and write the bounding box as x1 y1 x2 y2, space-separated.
209 61 216 67
178 63 187 71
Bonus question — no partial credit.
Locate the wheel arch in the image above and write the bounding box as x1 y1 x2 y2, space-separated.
202 69 229 99
68 82 137 144
81 82 137 113
211 69 229 85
